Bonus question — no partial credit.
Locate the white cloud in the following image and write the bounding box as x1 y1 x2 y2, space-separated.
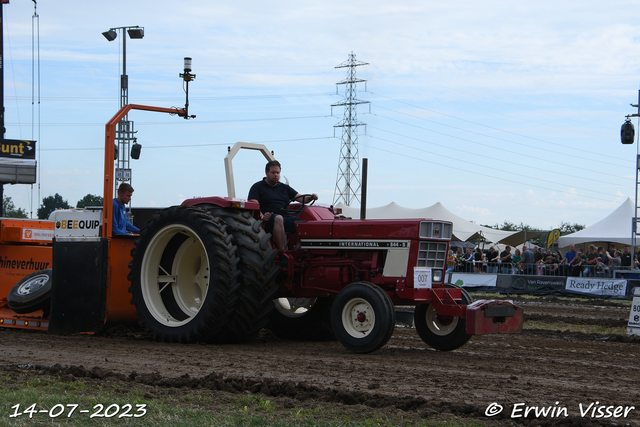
1 0 637 229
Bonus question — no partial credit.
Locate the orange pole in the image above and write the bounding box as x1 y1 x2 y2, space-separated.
102 105 186 238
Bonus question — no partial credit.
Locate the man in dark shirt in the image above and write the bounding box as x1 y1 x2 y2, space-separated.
248 160 317 251
533 246 544 264
500 245 513 274
584 245 599 277
486 247 499 273
621 246 632 269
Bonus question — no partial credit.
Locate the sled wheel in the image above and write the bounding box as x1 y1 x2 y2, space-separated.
414 283 472 351
6 269 53 314
331 282 395 354
268 297 335 341
204 207 280 343
128 205 239 343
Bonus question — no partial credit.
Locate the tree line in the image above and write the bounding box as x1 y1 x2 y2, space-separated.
3 196 588 233
483 220 586 234
2 194 103 219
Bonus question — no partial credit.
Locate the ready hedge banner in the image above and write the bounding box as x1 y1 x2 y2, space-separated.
565 277 627 297
450 273 497 288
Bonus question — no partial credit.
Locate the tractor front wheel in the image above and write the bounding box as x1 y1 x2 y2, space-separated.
330 282 395 354
128 206 239 343
414 284 472 351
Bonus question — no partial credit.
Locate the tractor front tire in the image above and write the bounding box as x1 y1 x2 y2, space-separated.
7 269 53 315
331 282 395 354
414 283 472 351
128 205 239 343
268 297 335 341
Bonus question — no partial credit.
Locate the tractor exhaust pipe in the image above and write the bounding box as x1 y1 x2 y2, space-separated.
360 158 368 220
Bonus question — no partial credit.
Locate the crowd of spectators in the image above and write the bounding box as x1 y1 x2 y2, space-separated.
446 243 639 277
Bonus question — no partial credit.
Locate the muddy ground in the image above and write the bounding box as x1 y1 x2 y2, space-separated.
1 296 639 426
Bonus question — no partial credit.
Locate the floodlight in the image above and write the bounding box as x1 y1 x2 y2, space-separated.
622 118 635 145
127 28 144 39
102 29 117 42
131 142 142 160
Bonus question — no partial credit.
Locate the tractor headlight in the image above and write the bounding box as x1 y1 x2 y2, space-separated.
432 269 443 283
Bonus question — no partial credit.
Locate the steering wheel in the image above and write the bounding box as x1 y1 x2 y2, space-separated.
286 194 316 220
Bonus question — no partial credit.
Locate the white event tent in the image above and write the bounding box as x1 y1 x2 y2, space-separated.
557 198 635 248
334 201 534 245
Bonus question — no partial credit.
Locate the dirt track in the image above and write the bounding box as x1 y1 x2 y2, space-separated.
2 297 639 426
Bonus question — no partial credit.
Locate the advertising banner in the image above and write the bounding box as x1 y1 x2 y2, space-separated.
450 273 497 288
0 139 36 165
627 288 640 336
509 275 565 292
565 277 627 297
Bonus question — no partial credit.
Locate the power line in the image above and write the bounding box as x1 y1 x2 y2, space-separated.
365 135 621 204
39 136 335 151
369 112 625 174
369 91 625 164
6 114 333 127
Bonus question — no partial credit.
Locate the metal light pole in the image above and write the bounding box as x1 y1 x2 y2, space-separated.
102 26 144 195
621 90 640 261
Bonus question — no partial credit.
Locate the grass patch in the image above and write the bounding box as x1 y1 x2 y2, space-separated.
0 371 491 427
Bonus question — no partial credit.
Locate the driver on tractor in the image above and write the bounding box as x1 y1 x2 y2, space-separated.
248 160 318 252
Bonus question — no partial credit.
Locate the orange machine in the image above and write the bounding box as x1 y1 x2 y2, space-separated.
0 103 188 334
0 218 53 330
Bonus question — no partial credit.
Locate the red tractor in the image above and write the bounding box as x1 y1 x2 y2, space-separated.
0 109 523 354
125 142 523 353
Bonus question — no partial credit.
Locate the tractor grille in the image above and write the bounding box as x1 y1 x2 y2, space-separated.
419 221 452 240
417 241 448 268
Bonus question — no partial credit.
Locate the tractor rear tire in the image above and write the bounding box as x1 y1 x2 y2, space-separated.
128 205 239 343
331 282 395 354
414 283 472 351
6 269 52 315
205 207 280 343
268 297 335 341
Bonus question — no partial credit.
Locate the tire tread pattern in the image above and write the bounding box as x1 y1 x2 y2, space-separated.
128 205 239 343
205 207 280 343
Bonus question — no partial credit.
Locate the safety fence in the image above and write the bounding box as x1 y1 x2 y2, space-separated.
446 270 640 300
447 261 630 279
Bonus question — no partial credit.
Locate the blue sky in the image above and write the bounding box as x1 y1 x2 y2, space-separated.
2 0 640 230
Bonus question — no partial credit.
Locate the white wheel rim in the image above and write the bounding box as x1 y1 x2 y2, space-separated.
424 304 459 336
273 297 316 318
17 274 49 295
140 224 209 327
341 297 375 338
